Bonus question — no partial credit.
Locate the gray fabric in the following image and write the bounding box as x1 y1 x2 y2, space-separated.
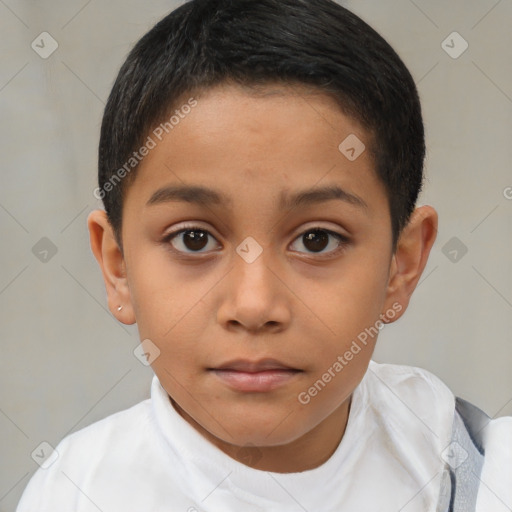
437 397 490 512
455 397 490 455
436 467 454 512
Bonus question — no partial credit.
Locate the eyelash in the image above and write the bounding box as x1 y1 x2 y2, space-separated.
161 224 350 258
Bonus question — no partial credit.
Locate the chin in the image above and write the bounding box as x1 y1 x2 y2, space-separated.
206 417 309 449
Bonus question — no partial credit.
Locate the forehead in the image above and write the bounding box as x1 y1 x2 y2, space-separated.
125 83 385 215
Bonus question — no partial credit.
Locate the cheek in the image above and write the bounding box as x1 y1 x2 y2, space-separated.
293 254 390 385
126 259 213 374
301 255 389 337
127 253 209 339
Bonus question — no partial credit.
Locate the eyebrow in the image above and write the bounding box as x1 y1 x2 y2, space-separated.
146 184 368 211
280 184 368 211
147 184 230 207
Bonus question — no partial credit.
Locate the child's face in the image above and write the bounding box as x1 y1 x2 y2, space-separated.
90 83 436 469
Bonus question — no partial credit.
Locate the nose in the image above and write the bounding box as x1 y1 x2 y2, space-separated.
216 246 292 334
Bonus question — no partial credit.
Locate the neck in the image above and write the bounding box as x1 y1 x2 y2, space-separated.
171 396 352 473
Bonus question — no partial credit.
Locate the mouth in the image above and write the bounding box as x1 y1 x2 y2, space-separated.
208 358 303 393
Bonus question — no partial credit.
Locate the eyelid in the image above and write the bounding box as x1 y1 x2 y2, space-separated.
288 227 350 258
162 222 350 257
289 221 350 240
163 221 219 239
162 222 222 252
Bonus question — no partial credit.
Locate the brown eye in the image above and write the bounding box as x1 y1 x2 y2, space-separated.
303 230 329 252
165 227 219 253
181 230 209 251
290 228 348 256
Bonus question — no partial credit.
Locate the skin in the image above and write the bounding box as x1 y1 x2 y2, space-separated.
88 82 438 473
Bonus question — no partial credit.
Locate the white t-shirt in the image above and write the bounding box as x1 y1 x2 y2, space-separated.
16 360 512 512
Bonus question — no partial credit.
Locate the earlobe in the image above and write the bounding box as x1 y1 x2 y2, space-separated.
381 205 438 323
87 210 136 325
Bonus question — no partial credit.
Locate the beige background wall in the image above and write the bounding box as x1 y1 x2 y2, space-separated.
1 0 511 509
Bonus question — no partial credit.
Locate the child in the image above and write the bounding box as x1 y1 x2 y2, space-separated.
17 0 511 510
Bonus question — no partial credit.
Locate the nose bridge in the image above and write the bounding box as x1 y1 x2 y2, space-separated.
232 237 279 299
218 237 291 331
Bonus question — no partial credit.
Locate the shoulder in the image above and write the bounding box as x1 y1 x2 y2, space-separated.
365 359 455 415
360 360 457 468
355 361 456 459
16 398 154 511
56 396 154 459
476 415 512 509
366 361 512 509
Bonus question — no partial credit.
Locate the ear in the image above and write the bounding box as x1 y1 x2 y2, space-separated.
87 209 136 325
381 205 438 323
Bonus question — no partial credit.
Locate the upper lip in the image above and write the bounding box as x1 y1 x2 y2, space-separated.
211 358 301 373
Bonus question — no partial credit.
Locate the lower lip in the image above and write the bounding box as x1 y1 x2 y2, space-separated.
210 369 301 392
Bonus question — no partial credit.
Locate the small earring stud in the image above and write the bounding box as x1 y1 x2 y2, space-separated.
117 305 123 312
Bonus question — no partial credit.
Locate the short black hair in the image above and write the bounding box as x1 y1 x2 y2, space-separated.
97 0 425 253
